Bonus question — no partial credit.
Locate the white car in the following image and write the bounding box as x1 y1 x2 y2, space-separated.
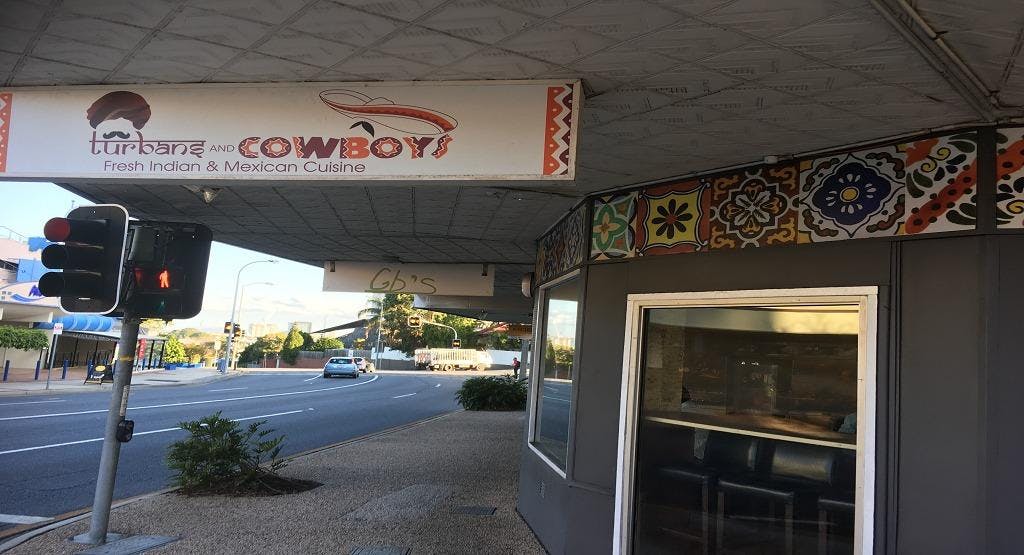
352 357 374 373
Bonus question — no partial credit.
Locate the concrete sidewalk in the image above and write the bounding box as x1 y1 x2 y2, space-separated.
7 410 543 554
0 367 240 396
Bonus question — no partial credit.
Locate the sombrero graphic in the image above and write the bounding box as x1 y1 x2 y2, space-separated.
319 89 458 136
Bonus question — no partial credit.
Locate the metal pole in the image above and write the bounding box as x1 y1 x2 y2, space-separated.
45 332 58 390
220 261 275 373
73 316 140 545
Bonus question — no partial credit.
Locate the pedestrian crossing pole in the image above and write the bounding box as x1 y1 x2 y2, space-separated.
73 314 140 545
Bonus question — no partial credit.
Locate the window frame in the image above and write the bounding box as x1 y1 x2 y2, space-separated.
612 287 878 555
527 269 582 477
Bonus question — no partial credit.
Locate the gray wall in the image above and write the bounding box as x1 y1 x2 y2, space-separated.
518 236 1024 554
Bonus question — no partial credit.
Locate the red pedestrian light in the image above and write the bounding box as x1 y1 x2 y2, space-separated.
158 269 171 289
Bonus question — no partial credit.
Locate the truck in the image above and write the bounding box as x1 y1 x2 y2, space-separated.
414 348 492 371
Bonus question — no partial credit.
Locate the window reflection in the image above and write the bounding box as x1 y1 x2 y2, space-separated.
533 278 579 470
633 305 859 554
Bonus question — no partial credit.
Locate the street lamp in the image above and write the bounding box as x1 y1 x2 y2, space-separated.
219 259 277 372
232 281 274 369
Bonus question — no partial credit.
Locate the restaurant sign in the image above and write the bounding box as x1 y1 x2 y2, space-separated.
323 262 494 297
0 80 580 182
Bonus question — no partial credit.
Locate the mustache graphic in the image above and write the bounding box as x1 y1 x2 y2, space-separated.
102 131 132 139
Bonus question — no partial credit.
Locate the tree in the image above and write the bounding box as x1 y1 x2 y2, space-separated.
485 332 522 351
280 325 305 364
141 318 168 336
238 333 285 365
163 335 187 364
421 312 480 349
0 326 49 351
183 343 209 364
300 332 315 350
311 337 343 351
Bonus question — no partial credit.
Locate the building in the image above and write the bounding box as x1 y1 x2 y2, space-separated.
248 322 280 337
288 321 312 334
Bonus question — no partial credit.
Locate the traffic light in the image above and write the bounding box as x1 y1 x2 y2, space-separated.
233 324 242 338
407 315 422 328
224 321 233 334
121 221 212 319
451 339 461 348
38 205 129 314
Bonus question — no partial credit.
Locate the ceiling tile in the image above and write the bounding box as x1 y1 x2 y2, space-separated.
625 19 751 62
771 9 897 62
701 0 848 39
632 63 742 99
164 7 273 49
2 0 49 31
342 0 449 21
572 47 679 81
291 1 402 46
9 57 109 85
257 29 357 67
136 34 241 69
204 0 311 25
420 1 538 44
556 0 683 41
43 15 149 48
446 47 557 78
30 36 126 71
222 52 321 79
375 26 481 66
60 0 181 28
328 50 434 80
699 43 809 81
501 22 616 65
120 57 211 82
0 26 35 53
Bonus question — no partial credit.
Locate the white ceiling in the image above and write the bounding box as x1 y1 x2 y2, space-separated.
3 0 1023 294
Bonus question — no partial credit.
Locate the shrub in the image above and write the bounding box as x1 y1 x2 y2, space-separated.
455 375 528 411
166 412 313 495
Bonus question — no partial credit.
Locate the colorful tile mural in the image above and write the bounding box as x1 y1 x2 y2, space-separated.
536 204 586 282
538 128 1024 285
996 127 1024 229
798 147 904 242
591 192 636 260
903 132 978 234
635 179 711 255
709 164 799 249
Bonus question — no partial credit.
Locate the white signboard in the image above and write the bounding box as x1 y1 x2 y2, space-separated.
53 323 63 335
323 262 494 297
0 80 580 182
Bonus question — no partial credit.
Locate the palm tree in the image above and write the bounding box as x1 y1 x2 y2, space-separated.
357 295 384 340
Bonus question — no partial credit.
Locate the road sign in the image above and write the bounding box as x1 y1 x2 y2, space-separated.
407 315 422 328
451 339 461 348
53 323 64 335
506 324 533 338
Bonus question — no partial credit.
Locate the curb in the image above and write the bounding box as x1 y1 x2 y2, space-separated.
0 372 242 397
0 409 464 553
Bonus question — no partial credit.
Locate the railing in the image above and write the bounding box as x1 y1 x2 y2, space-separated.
0 226 27 242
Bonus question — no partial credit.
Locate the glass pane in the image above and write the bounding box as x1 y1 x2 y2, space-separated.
533 278 579 469
633 304 859 554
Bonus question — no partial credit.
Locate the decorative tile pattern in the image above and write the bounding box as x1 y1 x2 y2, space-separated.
591 192 636 260
709 164 799 249
903 132 978 234
798 147 904 242
996 127 1024 228
536 204 586 281
635 180 710 255
0 93 10 173
543 84 575 176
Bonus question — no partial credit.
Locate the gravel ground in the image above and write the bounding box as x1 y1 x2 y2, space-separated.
9 411 543 555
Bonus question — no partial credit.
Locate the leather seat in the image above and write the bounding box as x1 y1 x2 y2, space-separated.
717 442 839 555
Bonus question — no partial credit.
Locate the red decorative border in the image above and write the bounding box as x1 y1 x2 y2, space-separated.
543 85 573 176
0 93 11 173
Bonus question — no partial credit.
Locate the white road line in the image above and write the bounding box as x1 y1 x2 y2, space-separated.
392 393 417 399
435 384 441 388
0 410 305 456
0 375 381 422
0 514 51 525
543 395 571 403
0 399 64 406
303 375 320 382
208 387 247 392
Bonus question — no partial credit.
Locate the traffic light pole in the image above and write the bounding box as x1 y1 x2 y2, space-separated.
74 314 140 545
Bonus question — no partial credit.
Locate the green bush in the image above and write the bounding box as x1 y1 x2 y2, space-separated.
455 375 528 411
166 412 287 495
0 326 48 351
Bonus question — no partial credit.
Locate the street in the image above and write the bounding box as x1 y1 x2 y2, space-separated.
0 372 466 530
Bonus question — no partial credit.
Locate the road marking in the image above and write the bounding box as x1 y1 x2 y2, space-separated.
543 395 571 403
207 387 247 392
0 514 51 524
0 410 305 456
0 375 380 422
435 384 441 388
303 375 320 382
0 399 64 406
393 393 417 399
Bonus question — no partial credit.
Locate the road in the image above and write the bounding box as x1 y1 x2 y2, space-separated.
0 371 466 530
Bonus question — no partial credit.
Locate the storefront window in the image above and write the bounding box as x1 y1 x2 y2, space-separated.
632 304 861 554
532 277 580 471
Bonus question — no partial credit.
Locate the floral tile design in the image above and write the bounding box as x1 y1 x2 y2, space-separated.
709 164 799 249
798 147 904 242
996 127 1024 228
591 192 637 260
536 204 587 282
635 179 710 255
902 132 978 234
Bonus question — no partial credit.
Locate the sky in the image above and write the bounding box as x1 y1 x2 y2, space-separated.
0 181 371 334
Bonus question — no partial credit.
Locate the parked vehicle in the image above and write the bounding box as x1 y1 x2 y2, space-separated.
414 348 492 371
323 357 360 378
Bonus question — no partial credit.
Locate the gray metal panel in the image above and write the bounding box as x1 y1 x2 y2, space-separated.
896 237 982 553
988 235 1024 554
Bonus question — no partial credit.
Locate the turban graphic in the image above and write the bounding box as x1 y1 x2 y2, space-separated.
86 91 151 129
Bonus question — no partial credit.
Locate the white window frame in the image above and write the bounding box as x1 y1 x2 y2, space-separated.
613 286 878 555
526 269 581 478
